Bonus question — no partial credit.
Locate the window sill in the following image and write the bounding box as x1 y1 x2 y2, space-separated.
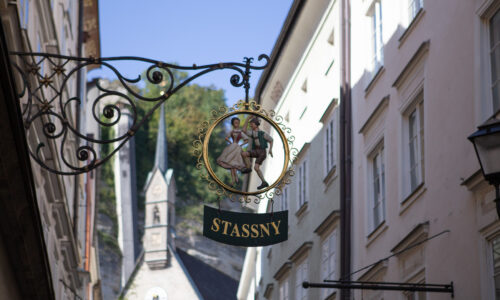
399 182 426 215
325 290 337 300
398 9 425 48
366 221 387 248
323 166 337 189
295 202 308 219
364 66 385 96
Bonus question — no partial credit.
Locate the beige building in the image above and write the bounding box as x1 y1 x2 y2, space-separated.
350 0 500 299
0 0 102 299
240 0 500 299
238 0 342 299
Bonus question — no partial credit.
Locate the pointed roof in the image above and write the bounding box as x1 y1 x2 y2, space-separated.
154 103 168 174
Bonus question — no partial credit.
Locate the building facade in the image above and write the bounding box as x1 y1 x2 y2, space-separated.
238 0 342 299
350 0 500 299
240 0 500 299
0 0 101 299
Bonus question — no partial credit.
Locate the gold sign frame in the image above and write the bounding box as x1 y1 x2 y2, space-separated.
193 101 297 204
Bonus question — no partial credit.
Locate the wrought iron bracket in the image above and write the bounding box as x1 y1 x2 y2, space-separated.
303 280 454 298
9 52 269 175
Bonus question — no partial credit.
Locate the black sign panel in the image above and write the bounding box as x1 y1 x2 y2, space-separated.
203 205 288 247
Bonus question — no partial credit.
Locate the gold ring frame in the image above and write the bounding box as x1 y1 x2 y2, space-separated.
193 100 297 204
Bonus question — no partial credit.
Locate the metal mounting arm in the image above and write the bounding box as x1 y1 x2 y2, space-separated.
303 280 454 298
9 52 269 175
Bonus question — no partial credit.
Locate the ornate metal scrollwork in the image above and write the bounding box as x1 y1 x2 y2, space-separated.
9 51 269 175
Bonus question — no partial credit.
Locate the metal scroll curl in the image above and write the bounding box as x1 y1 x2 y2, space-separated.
9 52 269 175
193 100 298 205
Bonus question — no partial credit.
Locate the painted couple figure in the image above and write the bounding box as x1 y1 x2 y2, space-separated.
216 116 273 190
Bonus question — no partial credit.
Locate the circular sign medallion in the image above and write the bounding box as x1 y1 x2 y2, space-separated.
194 101 297 204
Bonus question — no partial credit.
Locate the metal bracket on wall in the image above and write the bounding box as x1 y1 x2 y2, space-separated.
303 280 454 298
9 52 269 175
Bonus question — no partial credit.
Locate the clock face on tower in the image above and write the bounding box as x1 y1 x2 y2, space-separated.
145 287 167 300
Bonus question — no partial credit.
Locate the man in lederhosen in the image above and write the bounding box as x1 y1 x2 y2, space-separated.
241 117 273 189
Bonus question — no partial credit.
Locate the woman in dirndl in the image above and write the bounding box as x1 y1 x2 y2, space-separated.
217 117 249 186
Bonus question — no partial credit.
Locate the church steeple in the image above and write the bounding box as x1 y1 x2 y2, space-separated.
154 103 168 174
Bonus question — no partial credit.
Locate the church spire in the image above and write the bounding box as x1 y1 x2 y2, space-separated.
154 103 168 174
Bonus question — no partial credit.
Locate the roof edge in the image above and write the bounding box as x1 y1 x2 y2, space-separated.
254 0 308 103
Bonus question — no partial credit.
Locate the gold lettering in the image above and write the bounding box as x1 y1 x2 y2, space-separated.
211 218 221 232
259 223 270 237
241 224 250 237
270 220 281 235
251 224 259 238
230 224 241 237
221 220 231 235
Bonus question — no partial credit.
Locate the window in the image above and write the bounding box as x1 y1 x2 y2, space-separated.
407 100 424 193
18 0 29 29
321 229 337 299
281 187 289 211
490 9 500 113
325 116 336 175
370 145 385 230
491 235 500 298
279 279 289 300
61 25 66 54
408 0 423 23
295 260 308 300
404 290 427 300
297 160 308 210
370 1 384 73
37 34 44 76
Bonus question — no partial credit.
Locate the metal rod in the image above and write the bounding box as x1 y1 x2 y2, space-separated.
303 281 454 295
324 280 450 287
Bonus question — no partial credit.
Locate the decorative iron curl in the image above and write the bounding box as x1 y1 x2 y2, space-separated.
9 51 270 175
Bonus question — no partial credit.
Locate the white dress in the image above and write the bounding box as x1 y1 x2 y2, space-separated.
217 130 249 169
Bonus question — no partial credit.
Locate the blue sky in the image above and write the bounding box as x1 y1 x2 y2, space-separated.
89 0 293 106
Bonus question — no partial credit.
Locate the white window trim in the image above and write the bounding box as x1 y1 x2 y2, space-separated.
324 112 337 178
281 186 289 211
368 0 384 76
296 159 309 211
407 0 424 26
321 229 337 299
488 8 500 113
279 278 289 300
476 2 500 123
295 259 309 300
402 92 425 200
367 140 386 233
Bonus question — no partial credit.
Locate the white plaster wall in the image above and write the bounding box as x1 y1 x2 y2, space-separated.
239 0 342 299
350 0 497 299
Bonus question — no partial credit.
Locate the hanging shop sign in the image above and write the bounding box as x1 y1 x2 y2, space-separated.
203 205 287 246
193 100 297 246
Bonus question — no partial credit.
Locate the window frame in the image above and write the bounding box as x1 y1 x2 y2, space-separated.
324 113 337 177
295 259 309 300
489 8 500 113
281 186 289 211
297 159 308 211
407 0 423 25
490 234 500 299
18 0 30 29
368 142 386 232
321 229 337 299
402 93 425 198
368 0 384 75
279 278 289 300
